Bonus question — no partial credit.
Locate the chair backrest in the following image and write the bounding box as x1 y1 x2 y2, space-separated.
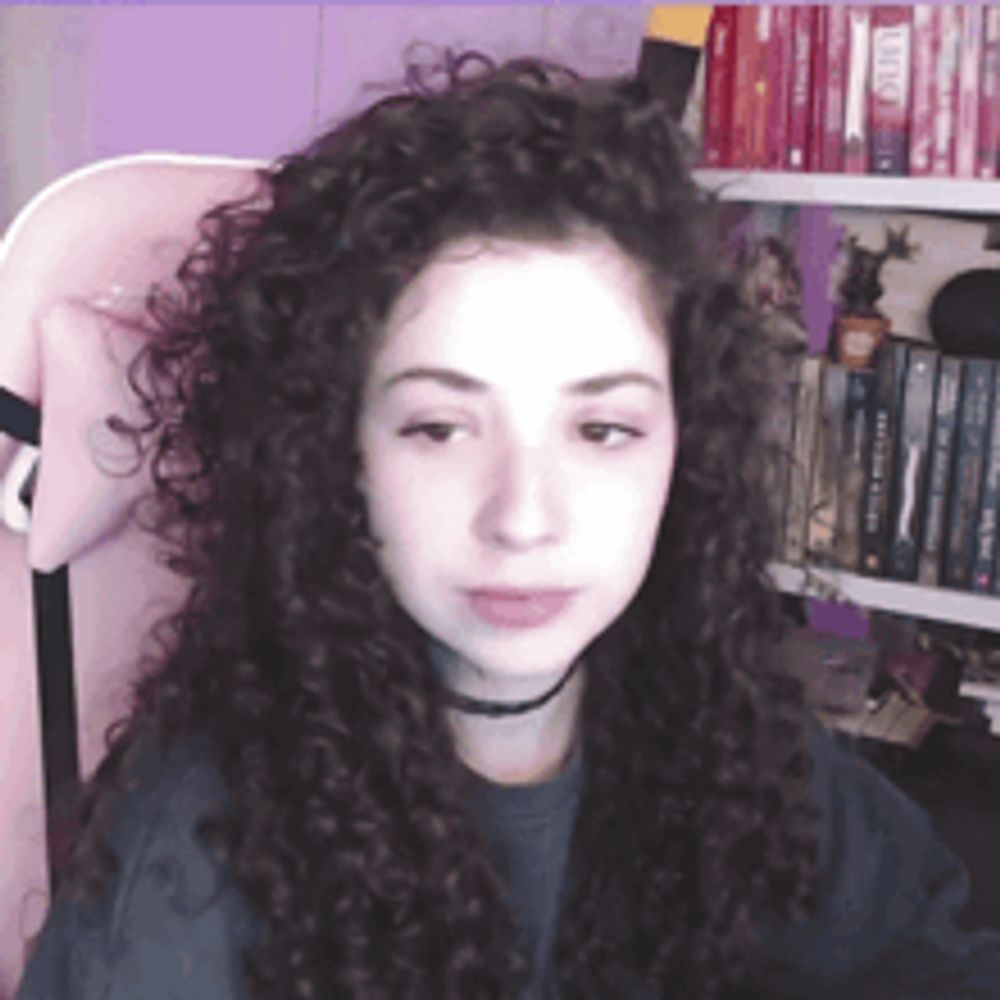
0 153 267 993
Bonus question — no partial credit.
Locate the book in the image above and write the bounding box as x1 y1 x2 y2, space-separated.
729 6 760 168
747 5 773 168
979 7 1000 180
859 339 907 576
931 5 961 176
764 4 794 170
835 369 875 571
821 5 850 173
806 6 828 172
787 5 815 171
784 354 823 566
917 355 962 587
843 6 871 174
703 6 738 167
955 5 985 178
807 362 848 565
973 360 1000 592
943 358 994 589
887 345 938 580
869 6 912 176
908 5 935 176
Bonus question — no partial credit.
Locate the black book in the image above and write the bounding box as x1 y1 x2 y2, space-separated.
973 360 1000 593
917 356 962 587
859 339 908 576
887 345 938 581
943 358 994 590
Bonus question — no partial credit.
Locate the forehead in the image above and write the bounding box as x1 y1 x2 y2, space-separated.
370 237 668 385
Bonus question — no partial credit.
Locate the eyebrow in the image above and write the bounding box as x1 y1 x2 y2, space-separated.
378 366 667 397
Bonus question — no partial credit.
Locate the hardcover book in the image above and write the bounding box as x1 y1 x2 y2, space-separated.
869 6 912 175
918 355 962 587
931 5 961 176
955 5 984 178
843 6 871 174
979 7 1000 179
887 345 938 580
807 6 828 172
860 339 907 576
835 369 875 571
729 5 759 168
973 360 1000 592
788 5 815 171
765 4 794 171
908 4 935 175
702 6 738 167
943 358 994 589
747 5 773 168
821 5 850 173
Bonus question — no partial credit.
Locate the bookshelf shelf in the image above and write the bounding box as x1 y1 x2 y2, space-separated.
694 169 1000 214
770 562 1000 633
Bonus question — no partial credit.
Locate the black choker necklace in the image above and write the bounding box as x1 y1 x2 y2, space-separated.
442 657 583 718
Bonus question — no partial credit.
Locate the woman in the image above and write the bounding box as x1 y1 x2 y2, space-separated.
17 55 1000 999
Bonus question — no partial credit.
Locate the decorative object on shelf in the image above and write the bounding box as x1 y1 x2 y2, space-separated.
830 223 920 368
928 268 1000 359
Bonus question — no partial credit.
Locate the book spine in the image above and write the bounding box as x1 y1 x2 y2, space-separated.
860 341 906 575
908 5 936 175
843 6 872 174
822 5 850 172
979 7 1000 179
869 6 912 175
807 362 849 565
703 7 738 167
729 5 759 168
787 5 815 171
835 370 875 570
807 7 829 172
748 5 773 168
943 358 993 589
973 360 1000 592
887 346 938 580
764 4 794 170
918 355 962 587
931 5 961 176
955 5 985 178
784 355 823 566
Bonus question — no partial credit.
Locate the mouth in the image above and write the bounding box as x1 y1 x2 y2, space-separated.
464 588 577 628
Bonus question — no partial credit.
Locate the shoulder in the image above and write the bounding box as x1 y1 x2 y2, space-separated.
18 726 264 999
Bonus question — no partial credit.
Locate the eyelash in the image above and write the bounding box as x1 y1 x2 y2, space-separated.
397 421 644 449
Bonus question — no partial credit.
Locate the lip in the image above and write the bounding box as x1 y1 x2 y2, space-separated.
464 588 577 629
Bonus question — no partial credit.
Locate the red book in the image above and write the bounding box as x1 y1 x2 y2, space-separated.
908 4 935 175
843 6 871 173
955 5 985 177
765 4 794 170
703 6 738 167
807 7 829 171
822 5 850 172
980 7 1000 179
729 6 759 168
747 5 773 167
787 5 815 171
869 6 912 175
931 5 961 176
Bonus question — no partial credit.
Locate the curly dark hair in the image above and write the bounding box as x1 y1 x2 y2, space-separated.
51 53 818 998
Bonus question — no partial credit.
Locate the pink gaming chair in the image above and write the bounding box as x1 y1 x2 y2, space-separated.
0 154 267 992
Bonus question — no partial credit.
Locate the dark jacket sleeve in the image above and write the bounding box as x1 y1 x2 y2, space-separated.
15 736 264 1000
760 719 1000 999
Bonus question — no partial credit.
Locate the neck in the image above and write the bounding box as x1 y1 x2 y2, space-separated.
431 643 585 786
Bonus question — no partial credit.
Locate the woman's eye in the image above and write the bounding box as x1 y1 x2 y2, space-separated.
398 421 464 444
579 422 643 448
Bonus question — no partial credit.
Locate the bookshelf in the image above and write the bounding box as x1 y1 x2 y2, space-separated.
693 169 1000 214
693 168 1000 636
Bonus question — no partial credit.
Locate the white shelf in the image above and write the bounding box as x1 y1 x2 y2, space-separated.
769 562 1000 633
693 169 1000 214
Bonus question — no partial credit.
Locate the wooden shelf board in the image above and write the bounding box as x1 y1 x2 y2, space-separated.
769 562 1000 633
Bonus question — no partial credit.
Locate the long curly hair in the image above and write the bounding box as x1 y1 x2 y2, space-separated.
52 54 817 998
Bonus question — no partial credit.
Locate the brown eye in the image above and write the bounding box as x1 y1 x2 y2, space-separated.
398 422 462 443
579 422 642 448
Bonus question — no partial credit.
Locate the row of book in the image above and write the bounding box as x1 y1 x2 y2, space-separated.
780 340 1000 594
702 5 1000 179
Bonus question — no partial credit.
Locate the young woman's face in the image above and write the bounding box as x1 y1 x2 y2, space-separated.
357 237 677 685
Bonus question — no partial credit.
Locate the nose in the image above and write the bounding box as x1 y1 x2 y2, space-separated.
475 441 561 551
